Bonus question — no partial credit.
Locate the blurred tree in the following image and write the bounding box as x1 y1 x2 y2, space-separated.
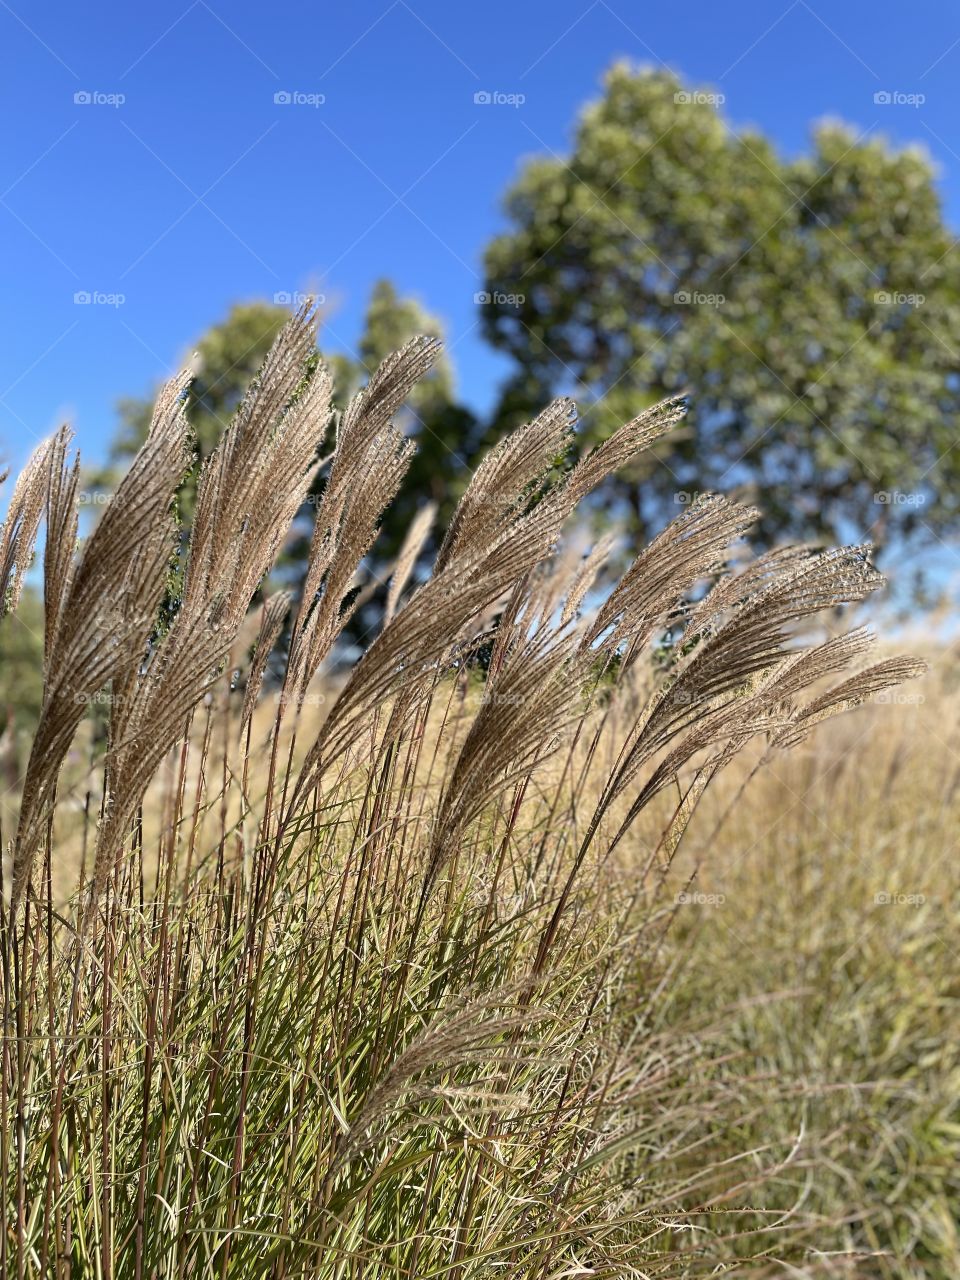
481 63 960 551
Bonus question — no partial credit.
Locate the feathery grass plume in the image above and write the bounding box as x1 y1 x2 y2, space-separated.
91 306 331 900
184 307 321 609
604 545 886 806
286 492 565 817
648 632 887 813
0 433 54 618
183 305 330 623
287 392 694 817
421 623 590 905
287 337 441 703
562 392 689 508
679 541 819 648
756 625 877 711
682 632 927 839
240 591 290 732
583 493 758 658
560 529 618 626
335 992 549 1166
290 427 414 700
774 652 927 748
435 396 576 571
530 543 893 975
10 382 192 912
40 426 79 664
384 499 435 625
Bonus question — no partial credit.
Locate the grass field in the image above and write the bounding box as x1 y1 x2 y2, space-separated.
659 652 960 1276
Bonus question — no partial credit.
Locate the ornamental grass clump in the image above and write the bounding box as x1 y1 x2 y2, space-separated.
0 302 923 1277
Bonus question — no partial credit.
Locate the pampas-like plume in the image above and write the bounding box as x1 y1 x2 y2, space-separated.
90 305 332 900
421 623 590 902
435 397 576 572
287 478 565 811
287 393 696 817
335 993 548 1166
384 501 436 625
774 653 927 748
41 426 80 664
563 394 688 509
286 338 440 703
595 546 887 829
560 530 618 627
583 493 758 659
0 433 57 618
241 591 291 732
526 543 895 975
10 383 192 912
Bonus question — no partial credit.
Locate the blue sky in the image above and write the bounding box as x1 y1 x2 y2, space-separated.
1 0 958 476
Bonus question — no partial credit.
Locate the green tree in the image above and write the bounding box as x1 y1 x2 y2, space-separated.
481 63 960 551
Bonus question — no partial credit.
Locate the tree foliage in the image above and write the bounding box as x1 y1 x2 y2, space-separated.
481 63 960 549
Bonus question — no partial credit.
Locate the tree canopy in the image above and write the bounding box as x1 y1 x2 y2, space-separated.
481 63 960 550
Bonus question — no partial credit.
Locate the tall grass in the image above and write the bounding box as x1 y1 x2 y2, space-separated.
661 657 960 1278
0 304 924 1277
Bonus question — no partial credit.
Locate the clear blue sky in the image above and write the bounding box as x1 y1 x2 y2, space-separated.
1 0 958 476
